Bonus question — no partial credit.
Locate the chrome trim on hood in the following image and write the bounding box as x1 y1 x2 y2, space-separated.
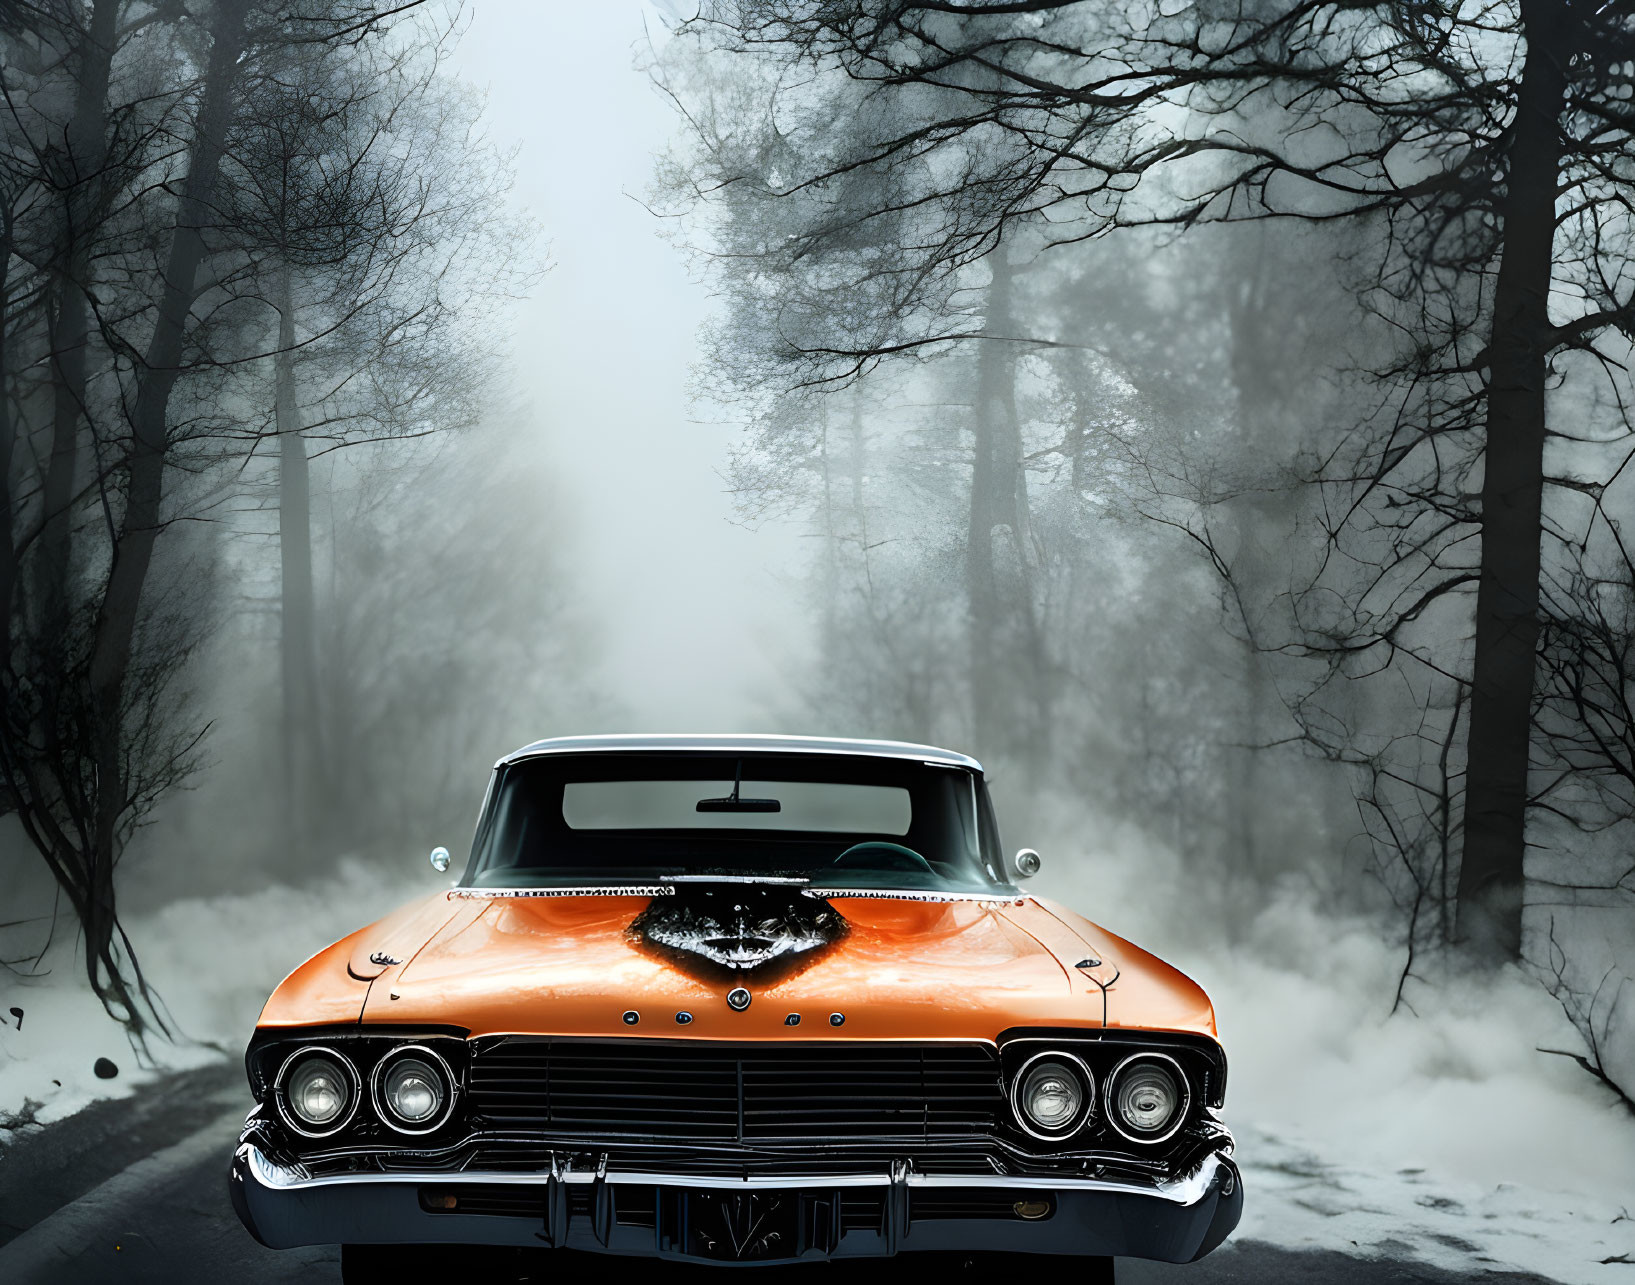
448 882 1018 904
804 888 1020 904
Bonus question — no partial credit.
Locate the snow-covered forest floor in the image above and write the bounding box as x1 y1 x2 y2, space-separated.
1038 814 1635 1284
3 849 1632 1283
0 862 406 1133
1193 899 1635 1281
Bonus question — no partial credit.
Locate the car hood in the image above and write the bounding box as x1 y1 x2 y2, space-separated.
256 886 1216 1044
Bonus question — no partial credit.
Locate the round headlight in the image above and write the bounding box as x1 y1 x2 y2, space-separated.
373 1045 453 1134
1107 1054 1189 1143
278 1049 357 1136
1010 1053 1091 1138
384 1058 442 1123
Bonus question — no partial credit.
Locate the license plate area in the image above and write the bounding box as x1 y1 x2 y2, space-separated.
660 1187 842 1262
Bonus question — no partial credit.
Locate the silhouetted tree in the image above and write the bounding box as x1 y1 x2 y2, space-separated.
661 0 1635 964
0 0 467 1034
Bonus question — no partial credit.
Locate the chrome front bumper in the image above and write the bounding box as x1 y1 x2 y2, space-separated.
230 1143 1242 1263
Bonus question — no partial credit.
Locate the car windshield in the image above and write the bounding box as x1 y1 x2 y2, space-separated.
466 752 1009 892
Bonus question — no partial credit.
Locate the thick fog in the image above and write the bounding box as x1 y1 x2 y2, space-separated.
2 2 1634 1281
447 4 806 731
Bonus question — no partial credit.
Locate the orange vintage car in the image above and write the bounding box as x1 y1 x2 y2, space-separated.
230 735 1241 1282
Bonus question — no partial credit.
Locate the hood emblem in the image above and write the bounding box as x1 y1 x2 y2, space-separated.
726 987 751 1012
629 884 847 985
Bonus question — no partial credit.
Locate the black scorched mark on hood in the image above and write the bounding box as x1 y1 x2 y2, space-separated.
628 883 848 986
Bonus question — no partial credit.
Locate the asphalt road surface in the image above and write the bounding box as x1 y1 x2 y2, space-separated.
0 1064 1555 1285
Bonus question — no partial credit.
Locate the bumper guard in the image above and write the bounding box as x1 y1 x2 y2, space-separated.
230 1142 1242 1264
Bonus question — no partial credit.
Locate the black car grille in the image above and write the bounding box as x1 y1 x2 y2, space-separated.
417 1184 1046 1226
466 1039 1003 1144
451 1143 1006 1177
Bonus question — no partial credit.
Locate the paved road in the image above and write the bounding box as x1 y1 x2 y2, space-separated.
0 1066 1555 1285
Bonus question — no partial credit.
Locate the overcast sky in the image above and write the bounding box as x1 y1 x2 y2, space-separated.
448 4 807 732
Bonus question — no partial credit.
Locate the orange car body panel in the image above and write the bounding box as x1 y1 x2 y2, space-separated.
256 890 1218 1047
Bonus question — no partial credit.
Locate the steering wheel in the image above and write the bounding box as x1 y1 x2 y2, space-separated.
828 842 936 875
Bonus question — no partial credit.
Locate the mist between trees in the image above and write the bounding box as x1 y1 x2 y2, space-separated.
0 0 581 1045
649 0 1635 1107
2 0 1631 1128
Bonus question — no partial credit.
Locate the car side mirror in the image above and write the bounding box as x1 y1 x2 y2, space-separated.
430 846 451 874
1013 848 1041 879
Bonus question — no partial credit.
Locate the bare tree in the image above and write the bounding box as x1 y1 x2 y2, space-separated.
221 24 533 844
658 0 1635 965
0 0 460 1034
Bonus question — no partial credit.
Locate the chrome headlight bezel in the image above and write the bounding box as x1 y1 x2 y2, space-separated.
274 1045 361 1139
1104 1051 1191 1145
370 1042 456 1135
1008 1050 1095 1140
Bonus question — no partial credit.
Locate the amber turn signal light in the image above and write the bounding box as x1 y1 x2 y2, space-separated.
1013 1198 1052 1220
423 1192 459 1210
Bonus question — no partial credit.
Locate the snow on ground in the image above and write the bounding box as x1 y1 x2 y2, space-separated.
1036 814 1635 1285
3 843 1633 1282
0 859 409 1133
1220 938 1635 1283
1242 1125 1633 1282
1225 900 1635 1283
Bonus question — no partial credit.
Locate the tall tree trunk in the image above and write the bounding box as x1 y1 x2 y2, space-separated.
817 400 838 664
82 0 247 1022
967 253 1046 762
274 265 326 839
318 529 360 837
1457 1 1565 961
848 388 866 520
968 254 1017 752
850 385 876 680
1224 229 1276 878
35 0 120 638
992 282 1049 765
0 197 18 676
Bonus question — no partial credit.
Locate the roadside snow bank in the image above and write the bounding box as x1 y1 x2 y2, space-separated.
0 860 409 1135
1033 813 1635 1285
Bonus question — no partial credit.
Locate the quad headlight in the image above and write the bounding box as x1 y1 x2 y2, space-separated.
1010 1052 1093 1139
1106 1052 1190 1144
372 1044 454 1134
276 1048 359 1137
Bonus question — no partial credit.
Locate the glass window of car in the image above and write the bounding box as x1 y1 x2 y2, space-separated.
467 753 1008 893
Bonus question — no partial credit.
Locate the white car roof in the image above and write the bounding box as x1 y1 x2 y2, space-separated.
496 733 982 772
